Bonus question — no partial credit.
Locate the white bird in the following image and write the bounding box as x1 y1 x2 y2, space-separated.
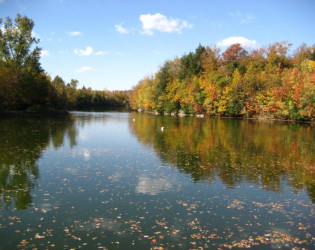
161 126 164 132
133 118 135 122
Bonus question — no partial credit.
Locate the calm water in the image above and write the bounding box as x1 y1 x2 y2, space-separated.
0 112 314 249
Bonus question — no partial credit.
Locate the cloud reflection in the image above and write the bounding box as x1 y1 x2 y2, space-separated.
135 175 180 195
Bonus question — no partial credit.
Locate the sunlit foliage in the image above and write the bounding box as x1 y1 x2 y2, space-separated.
130 42 315 121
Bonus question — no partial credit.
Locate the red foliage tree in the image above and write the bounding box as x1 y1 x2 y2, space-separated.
222 43 247 63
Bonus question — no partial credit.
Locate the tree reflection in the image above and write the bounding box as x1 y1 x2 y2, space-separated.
0 117 77 210
129 114 315 202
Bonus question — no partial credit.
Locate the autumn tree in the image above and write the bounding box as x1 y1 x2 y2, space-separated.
266 41 292 71
130 41 314 121
200 46 220 75
292 44 315 67
222 43 247 63
221 43 248 75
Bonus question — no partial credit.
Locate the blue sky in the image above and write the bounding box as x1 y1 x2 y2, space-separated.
1 0 314 90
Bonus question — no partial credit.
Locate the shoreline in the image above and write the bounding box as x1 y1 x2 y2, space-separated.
0 110 69 118
136 109 315 124
1 109 314 124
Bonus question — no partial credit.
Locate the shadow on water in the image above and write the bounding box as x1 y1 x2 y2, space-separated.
0 116 78 210
0 112 121 210
128 114 315 203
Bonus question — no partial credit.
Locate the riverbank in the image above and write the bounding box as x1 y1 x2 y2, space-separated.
0 110 69 118
137 109 315 124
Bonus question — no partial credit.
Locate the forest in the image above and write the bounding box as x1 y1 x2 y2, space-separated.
130 42 315 121
0 15 128 114
1 15 314 121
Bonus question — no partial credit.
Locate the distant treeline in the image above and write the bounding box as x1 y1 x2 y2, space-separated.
0 15 128 114
50 75 129 110
130 42 315 121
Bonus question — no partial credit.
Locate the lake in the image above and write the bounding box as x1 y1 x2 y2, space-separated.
0 111 314 249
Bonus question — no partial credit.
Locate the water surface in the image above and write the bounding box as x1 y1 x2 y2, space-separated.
0 112 314 249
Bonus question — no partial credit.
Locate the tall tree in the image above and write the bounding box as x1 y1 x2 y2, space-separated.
222 43 247 63
266 41 292 71
51 76 67 110
178 44 206 81
221 43 248 76
0 14 41 71
0 14 51 111
66 79 78 109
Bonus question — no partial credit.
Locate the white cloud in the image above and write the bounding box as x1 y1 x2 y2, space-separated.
114 24 129 34
74 46 93 56
68 31 82 36
76 66 93 73
95 50 109 56
230 11 255 23
217 36 258 49
40 50 50 57
139 13 193 35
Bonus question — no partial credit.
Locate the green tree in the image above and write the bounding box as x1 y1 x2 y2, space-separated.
51 75 67 110
155 61 172 112
66 79 78 109
0 14 55 112
178 44 206 81
0 14 41 71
